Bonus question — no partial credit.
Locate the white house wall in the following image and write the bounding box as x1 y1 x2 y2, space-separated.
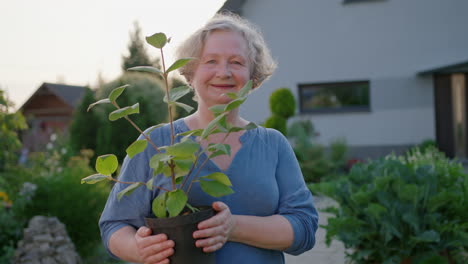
238 0 468 149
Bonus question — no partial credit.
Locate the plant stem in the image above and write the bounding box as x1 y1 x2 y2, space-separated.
160 47 176 190
112 102 161 153
108 177 170 192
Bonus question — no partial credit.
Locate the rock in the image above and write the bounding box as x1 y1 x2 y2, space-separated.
14 216 82 264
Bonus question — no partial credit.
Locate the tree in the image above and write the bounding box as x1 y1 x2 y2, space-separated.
0 89 27 171
69 87 100 155
94 72 168 161
121 21 156 71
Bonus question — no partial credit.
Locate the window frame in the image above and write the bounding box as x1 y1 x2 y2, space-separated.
298 80 371 114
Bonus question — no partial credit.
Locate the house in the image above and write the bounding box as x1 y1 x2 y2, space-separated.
19 82 87 152
219 0 468 159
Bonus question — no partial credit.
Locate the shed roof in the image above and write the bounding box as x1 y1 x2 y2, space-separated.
20 82 87 111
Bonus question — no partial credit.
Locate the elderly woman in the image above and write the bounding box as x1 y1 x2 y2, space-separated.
99 13 318 264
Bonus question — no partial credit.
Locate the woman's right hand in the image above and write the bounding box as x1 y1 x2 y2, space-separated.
135 227 175 264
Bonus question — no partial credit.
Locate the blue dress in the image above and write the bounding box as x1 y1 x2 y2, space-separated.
99 118 319 263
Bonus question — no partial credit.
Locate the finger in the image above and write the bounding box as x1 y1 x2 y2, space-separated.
136 226 152 237
203 242 224 253
144 247 174 264
140 240 174 260
197 210 227 230
213 201 228 212
195 235 224 248
136 233 169 249
194 224 225 239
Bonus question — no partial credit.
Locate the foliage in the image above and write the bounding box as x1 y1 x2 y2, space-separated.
70 87 100 155
323 146 468 264
288 119 348 182
0 89 28 171
95 72 168 161
264 115 286 135
121 21 157 72
0 182 36 264
22 149 110 258
171 78 197 119
264 87 296 135
83 32 255 218
269 88 296 119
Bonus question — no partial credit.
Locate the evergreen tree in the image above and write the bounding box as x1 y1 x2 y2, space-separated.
121 21 153 71
69 87 99 154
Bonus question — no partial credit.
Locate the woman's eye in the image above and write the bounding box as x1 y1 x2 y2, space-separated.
231 61 242 65
206 60 216 64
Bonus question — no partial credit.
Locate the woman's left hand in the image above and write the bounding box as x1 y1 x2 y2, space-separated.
193 201 236 253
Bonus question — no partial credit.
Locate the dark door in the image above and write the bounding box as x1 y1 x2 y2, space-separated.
434 74 454 158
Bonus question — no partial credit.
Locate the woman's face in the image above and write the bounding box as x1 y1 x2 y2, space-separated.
190 30 251 108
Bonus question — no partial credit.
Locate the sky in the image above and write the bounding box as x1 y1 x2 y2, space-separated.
0 0 226 109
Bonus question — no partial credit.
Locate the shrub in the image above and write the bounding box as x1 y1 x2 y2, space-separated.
22 151 110 258
264 87 296 135
95 72 168 161
269 88 296 118
288 119 348 182
323 146 468 264
264 115 287 135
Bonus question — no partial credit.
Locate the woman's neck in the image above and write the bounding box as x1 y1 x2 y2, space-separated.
185 105 248 130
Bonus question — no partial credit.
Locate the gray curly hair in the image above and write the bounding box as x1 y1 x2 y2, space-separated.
175 12 277 89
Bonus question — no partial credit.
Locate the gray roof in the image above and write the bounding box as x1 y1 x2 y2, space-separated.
20 82 87 110
418 60 468 76
218 0 247 15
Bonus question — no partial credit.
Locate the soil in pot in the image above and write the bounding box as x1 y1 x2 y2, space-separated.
145 206 215 264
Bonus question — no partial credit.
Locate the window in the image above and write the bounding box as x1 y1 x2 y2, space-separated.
298 80 370 113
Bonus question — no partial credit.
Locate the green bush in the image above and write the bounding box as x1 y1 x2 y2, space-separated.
323 147 468 264
95 72 168 161
264 115 287 135
69 87 100 155
22 151 110 258
288 120 348 182
269 88 296 118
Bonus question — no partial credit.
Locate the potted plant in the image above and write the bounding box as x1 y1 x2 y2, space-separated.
319 147 468 264
81 32 255 263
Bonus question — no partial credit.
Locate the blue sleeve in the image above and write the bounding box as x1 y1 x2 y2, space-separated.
272 130 319 255
98 126 171 259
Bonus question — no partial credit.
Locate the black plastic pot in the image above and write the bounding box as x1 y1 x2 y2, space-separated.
144 206 215 264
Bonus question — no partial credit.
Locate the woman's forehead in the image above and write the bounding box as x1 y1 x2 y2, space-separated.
201 30 248 57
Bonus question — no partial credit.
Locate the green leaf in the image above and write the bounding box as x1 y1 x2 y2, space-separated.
109 84 129 102
146 33 167 49
117 182 142 201
177 129 204 138
208 143 231 159
96 154 118 176
167 58 193 73
413 230 440 242
239 80 253 97
145 123 167 136
244 122 258 130
175 176 184 185
152 192 167 218
109 103 139 121
225 98 246 112
174 159 193 178
164 86 192 103
201 172 232 186
201 112 227 139
146 177 154 190
87 98 110 112
164 139 199 158
209 104 227 115
81 174 110 184
173 101 194 113
200 180 234 198
225 92 238 100
127 66 163 75
166 190 188 217
150 153 172 175
126 139 148 158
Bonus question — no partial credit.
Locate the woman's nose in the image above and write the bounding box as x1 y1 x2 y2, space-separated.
215 62 232 78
